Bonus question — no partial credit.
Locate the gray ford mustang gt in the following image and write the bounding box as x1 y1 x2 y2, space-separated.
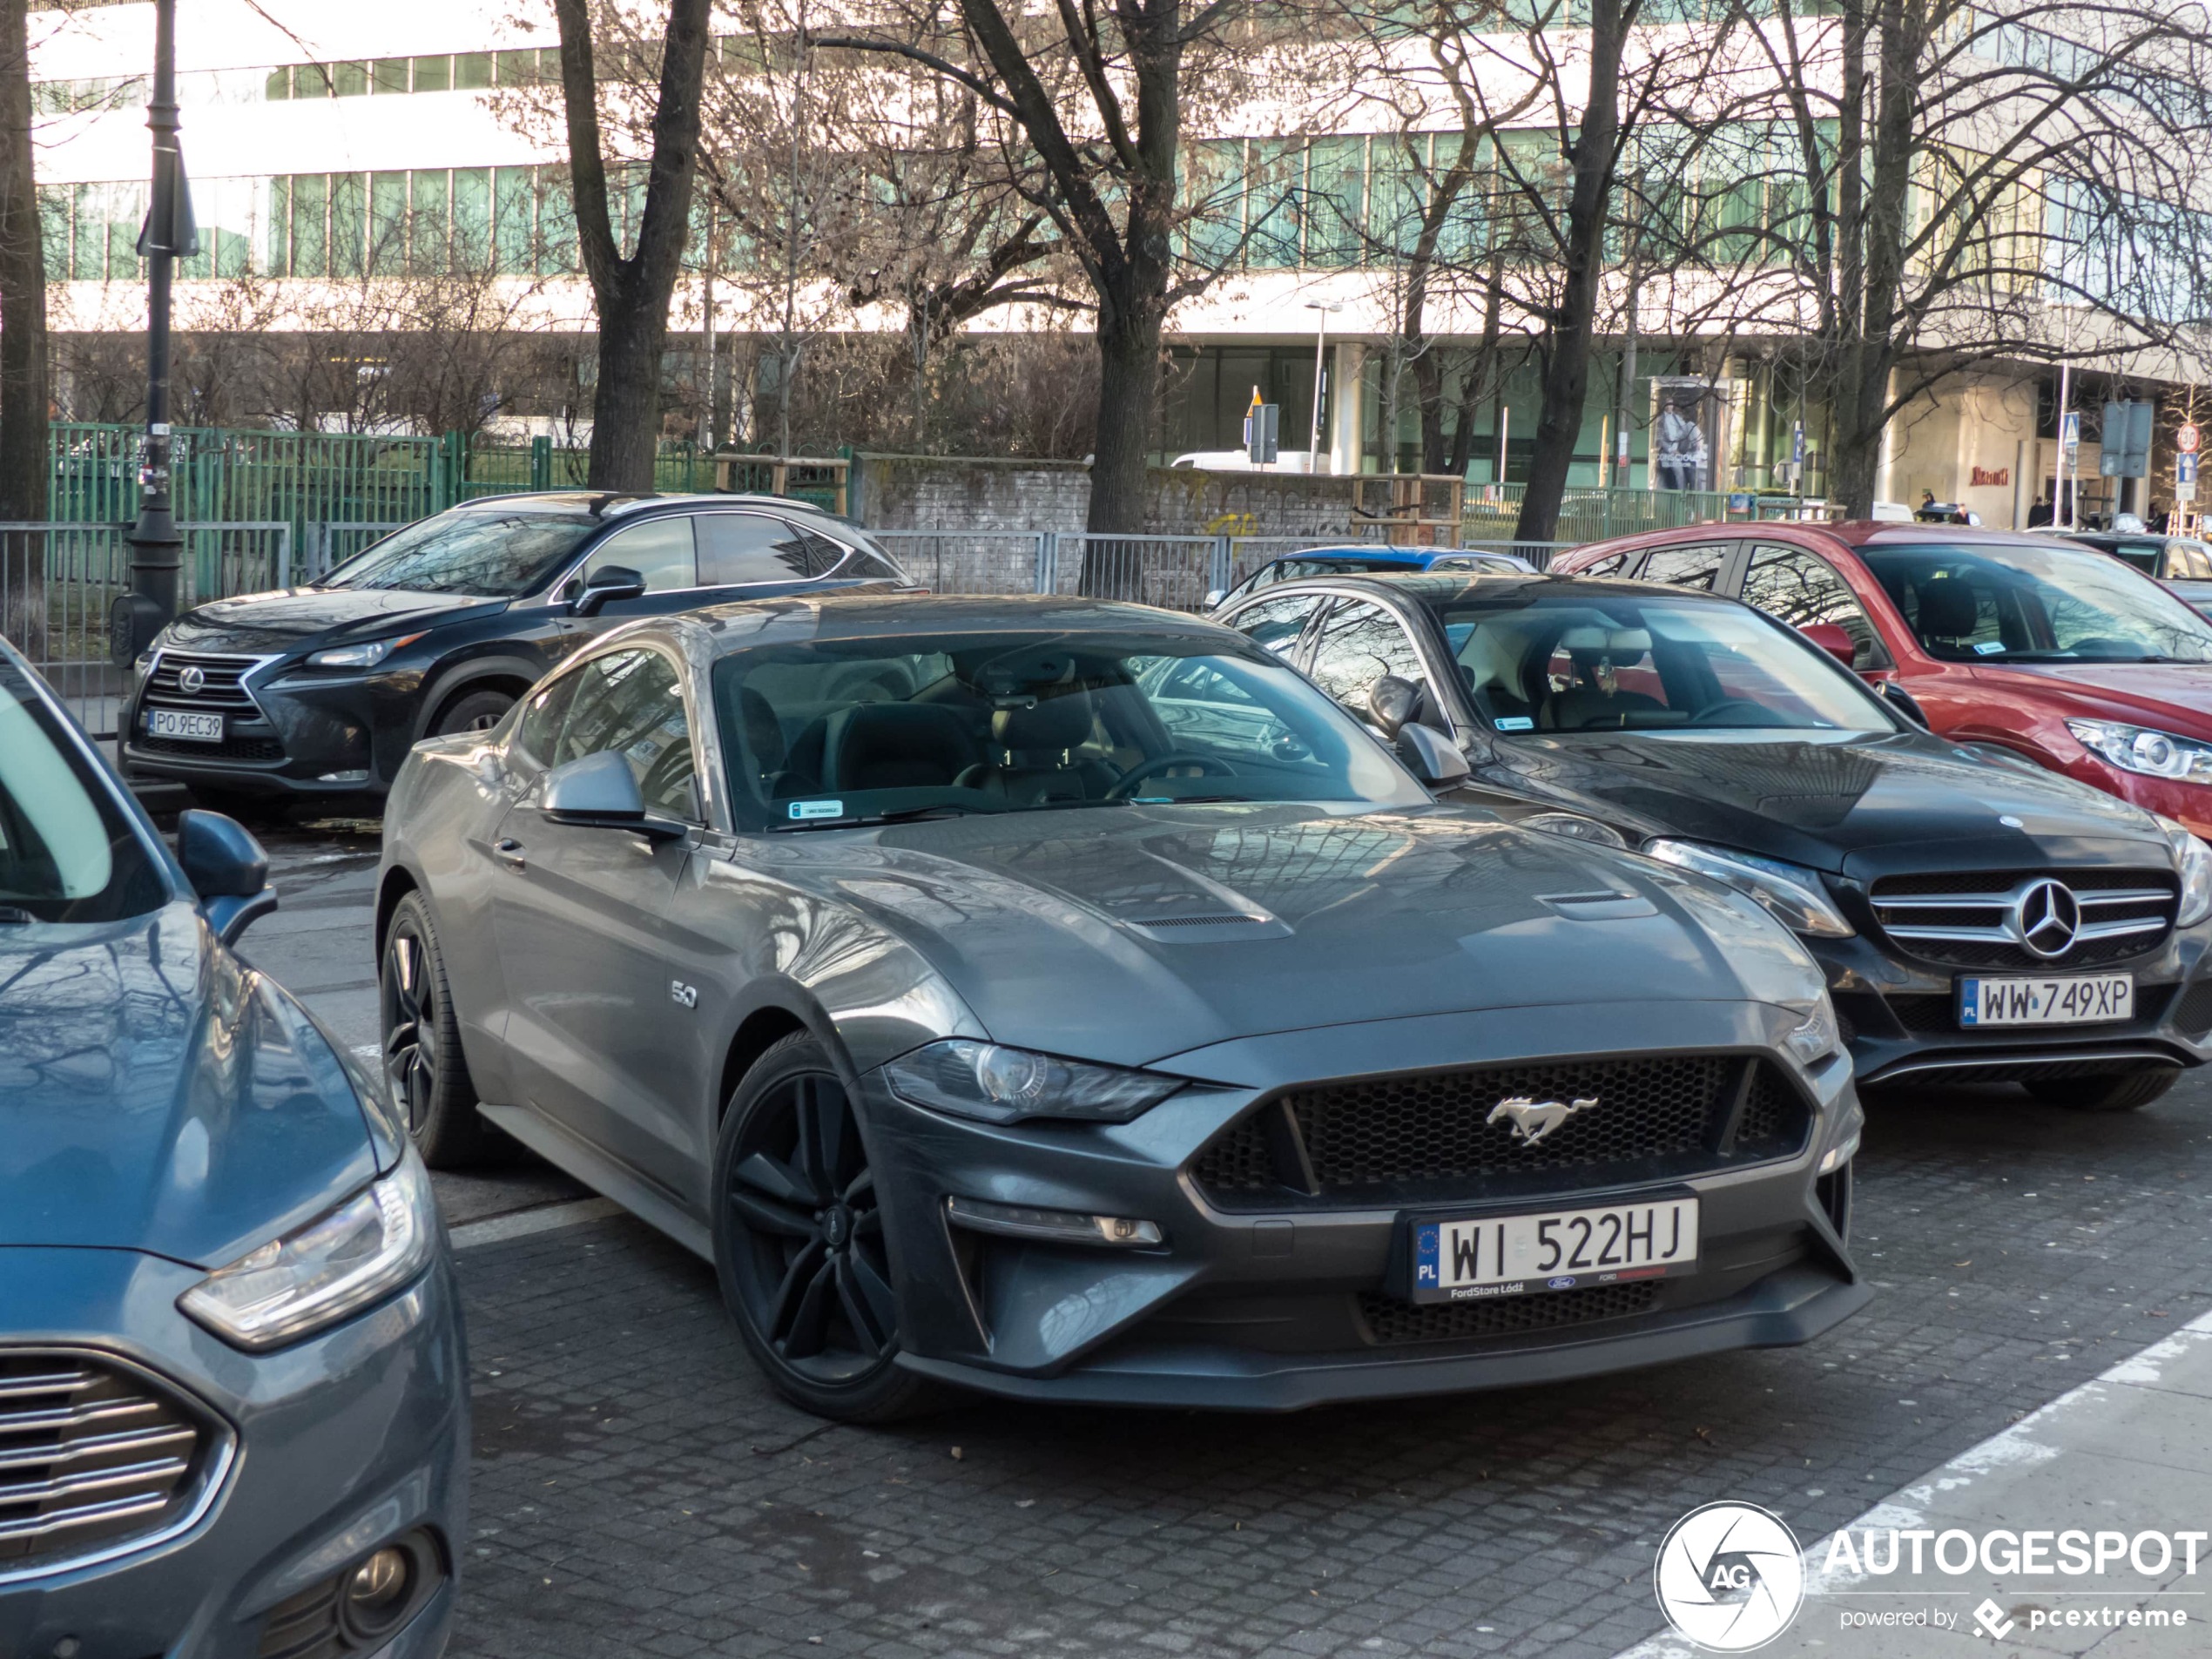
375 593 1869 1419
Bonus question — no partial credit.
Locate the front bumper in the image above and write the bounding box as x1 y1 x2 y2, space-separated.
121 663 409 799
0 1246 468 1659
860 1002 1865 1412
1816 920 2212 1088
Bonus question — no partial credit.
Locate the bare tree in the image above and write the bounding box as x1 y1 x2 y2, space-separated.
0 0 48 528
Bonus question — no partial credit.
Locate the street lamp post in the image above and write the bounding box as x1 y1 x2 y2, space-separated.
1305 301 1339 475
112 0 194 664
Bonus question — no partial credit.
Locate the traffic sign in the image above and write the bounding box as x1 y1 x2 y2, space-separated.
2180 424 2202 455
2060 410 2080 460
2180 452 2199 489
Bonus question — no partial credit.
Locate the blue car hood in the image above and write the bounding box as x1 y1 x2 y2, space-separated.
0 903 381 1269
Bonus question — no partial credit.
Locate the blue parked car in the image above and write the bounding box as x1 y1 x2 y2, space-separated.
1205 544 1536 612
0 640 465 1658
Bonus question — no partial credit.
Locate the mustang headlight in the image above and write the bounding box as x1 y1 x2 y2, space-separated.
307 631 424 670
1644 840 1854 938
2155 813 2212 927
1783 994 1843 1066
179 1150 439 1351
2067 718 2212 782
884 1040 1182 1125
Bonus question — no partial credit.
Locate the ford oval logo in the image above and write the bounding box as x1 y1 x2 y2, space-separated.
1548 1276 1577 1291
177 664 206 696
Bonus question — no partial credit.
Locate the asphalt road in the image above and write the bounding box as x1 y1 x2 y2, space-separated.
238 819 2212 1658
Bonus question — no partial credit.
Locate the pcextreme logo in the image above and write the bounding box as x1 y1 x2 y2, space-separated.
1654 1502 1806 1652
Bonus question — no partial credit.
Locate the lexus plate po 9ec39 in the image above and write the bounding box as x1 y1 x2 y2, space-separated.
377 592 1869 1420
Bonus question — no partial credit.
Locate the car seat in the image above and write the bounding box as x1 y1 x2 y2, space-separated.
1912 576 1982 658
1539 626 1664 730
955 687 1118 806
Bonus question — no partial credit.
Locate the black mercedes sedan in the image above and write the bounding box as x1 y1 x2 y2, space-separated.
120 490 914 809
1217 572 2212 1109
377 592 1866 1419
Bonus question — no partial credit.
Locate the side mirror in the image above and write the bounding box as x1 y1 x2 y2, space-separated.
1397 721 1472 787
570 564 647 617
1878 678 1932 729
1799 621 1857 666
540 750 687 841
177 809 278 945
1203 589 1225 610
1367 674 1420 739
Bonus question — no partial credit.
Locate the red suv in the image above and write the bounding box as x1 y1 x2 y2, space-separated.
1552 524 2212 837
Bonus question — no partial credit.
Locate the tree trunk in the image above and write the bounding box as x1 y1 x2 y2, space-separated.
590 301 669 491
0 0 49 655
1514 0 1627 544
1415 349 1447 474
1082 293 1164 592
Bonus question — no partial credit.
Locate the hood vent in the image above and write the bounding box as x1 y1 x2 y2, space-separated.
1121 910 1291 941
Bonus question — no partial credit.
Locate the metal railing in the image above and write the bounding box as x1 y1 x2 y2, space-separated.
2 521 293 737
1049 535 1224 610
870 530 1052 597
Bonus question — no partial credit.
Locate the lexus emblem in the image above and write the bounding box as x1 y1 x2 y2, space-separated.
2013 878 2080 959
1487 1096 1597 1146
177 664 206 695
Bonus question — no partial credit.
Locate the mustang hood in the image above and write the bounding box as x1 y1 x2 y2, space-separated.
0 904 381 1268
164 585 506 655
1501 731 2161 872
787 802 1823 1069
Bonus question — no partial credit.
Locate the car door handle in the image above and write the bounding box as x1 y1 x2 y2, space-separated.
492 837 527 869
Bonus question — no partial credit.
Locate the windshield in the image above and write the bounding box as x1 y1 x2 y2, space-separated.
1858 542 2212 664
1 661 165 923
1434 591 1893 734
318 508 596 597
713 629 1427 831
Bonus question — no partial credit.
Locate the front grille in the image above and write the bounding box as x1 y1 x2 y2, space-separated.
1868 869 2176 971
0 1350 219 1576
1192 1055 1810 1208
143 650 264 713
1359 1281 1661 1345
2176 980 2212 1040
137 732 288 762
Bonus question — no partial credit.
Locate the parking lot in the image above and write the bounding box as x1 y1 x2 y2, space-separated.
243 819 2212 1659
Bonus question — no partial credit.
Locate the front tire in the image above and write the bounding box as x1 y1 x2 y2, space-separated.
2025 1069 2179 1112
430 688 516 738
380 891 502 1166
711 1032 941 1422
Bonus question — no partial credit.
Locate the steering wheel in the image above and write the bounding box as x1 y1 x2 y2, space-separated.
1688 699 1791 727
1106 753 1238 799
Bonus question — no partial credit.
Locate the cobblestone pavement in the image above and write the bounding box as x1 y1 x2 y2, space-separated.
246 825 2212 1658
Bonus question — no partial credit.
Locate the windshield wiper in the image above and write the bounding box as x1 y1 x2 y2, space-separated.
1128 794 1258 805
770 803 982 832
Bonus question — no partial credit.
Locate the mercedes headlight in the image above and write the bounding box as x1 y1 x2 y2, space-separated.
307 631 424 670
884 1040 1183 1125
2155 813 2212 927
1643 840 1854 938
179 1150 440 1350
2067 718 2212 783
1518 812 1628 848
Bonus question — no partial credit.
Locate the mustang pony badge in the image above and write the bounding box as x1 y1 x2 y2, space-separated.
1487 1095 1598 1146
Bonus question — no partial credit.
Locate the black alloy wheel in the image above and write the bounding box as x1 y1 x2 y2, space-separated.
711 1032 940 1421
432 688 516 737
379 891 499 1166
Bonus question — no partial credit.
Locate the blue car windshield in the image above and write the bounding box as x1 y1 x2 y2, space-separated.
713 630 1428 831
318 509 596 597
0 662 164 922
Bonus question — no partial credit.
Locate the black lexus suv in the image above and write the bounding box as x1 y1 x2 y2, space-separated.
122 491 915 806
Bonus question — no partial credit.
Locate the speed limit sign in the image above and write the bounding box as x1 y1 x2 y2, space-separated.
2181 424 2202 454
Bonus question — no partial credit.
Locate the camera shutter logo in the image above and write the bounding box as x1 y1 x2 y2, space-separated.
1653 1501 1804 1652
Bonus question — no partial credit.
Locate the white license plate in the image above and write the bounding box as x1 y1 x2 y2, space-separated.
1411 1197 1699 1304
147 708 224 742
1959 974 2133 1028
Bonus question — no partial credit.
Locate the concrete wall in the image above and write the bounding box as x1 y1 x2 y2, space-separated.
1883 371 2040 528
853 452 1368 537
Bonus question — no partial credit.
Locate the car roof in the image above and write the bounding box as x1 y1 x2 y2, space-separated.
656 590 1246 659
453 490 832 519
1229 570 1736 608
1267 546 1439 565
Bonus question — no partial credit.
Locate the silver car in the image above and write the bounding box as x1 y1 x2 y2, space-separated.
375 594 1867 1420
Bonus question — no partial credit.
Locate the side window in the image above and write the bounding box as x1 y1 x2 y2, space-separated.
697 512 818 585
1637 543 1730 590
509 670 581 777
1578 551 1629 577
2180 543 2212 580
1740 545 1892 670
582 516 698 593
1224 592 1325 656
551 649 701 819
1306 599 1427 708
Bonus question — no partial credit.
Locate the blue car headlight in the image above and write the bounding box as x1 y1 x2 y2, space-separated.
179 1150 439 1351
885 1040 1182 1125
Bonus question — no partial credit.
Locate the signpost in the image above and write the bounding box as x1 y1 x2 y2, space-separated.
1244 388 1280 468
2179 451 2199 504
2179 424 2201 455
2060 410 2081 529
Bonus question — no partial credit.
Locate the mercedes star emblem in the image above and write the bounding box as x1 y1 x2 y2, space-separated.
1487 1096 1598 1146
177 664 206 695
2013 878 2080 959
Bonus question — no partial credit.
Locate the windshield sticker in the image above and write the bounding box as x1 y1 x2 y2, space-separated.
1494 716 1535 731
788 799 845 820
1973 640 2006 656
